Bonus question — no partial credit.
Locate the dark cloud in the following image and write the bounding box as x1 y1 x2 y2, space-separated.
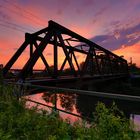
90 23 140 51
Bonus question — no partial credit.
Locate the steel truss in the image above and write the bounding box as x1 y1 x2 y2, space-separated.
3 20 128 80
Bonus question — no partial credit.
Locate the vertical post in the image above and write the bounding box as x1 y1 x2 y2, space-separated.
30 43 33 75
107 54 113 74
93 48 101 75
89 51 94 76
54 34 58 78
81 50 90 75
69 50 73 75
82 47 94 76
54 93 57 111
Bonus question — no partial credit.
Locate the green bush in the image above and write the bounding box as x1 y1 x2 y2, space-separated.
89 102 139 140
0 84 139 140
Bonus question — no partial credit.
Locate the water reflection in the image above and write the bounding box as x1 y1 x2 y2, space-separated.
42 93 56 105
26 91 140 129
42 93 77 112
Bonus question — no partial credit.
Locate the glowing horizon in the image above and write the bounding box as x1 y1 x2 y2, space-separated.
0 0 140 68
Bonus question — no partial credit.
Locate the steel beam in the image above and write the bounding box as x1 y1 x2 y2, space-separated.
81 47 93 75
18 31 53 80
33 41 52 76
72 51 81 74
3 41 28 76
53 34 58 78
48 20 127 63
29 43 33 75
57 34 77 76
36 36 89 55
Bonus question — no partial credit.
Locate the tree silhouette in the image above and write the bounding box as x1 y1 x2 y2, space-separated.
42 92 56 105
59 94 76 112
42 93 76 112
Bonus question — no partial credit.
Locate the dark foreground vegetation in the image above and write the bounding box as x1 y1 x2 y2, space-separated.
0 84 140 140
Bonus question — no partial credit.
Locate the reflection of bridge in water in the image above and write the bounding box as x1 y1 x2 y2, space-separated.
3 20 128 87
25 88 140 126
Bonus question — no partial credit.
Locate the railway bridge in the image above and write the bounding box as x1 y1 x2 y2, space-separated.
2 20 128 89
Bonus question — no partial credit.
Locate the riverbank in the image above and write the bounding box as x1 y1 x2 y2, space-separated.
0 84 140 140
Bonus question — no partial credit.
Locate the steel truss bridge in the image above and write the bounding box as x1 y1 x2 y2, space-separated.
3 20 128 84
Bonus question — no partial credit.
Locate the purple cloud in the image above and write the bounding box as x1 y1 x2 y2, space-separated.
90 23 140 51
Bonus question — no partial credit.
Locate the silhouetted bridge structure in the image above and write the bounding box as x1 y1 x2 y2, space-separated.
3 20 128 88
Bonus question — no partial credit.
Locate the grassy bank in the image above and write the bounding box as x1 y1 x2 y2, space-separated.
0 84 140 140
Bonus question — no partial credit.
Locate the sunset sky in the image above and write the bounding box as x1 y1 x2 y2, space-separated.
0 0 140 68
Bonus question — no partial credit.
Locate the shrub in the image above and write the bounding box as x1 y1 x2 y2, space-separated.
0 84 139 140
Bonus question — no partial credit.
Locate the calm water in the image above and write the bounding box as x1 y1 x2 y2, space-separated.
25 90 140 130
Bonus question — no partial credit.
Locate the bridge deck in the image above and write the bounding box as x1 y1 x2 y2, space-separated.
24 73 127 84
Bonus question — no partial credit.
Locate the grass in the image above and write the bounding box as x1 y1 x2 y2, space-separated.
0 83 140 140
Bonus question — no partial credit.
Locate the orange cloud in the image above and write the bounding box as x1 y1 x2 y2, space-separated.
113 42 140 67
0 33 25 67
